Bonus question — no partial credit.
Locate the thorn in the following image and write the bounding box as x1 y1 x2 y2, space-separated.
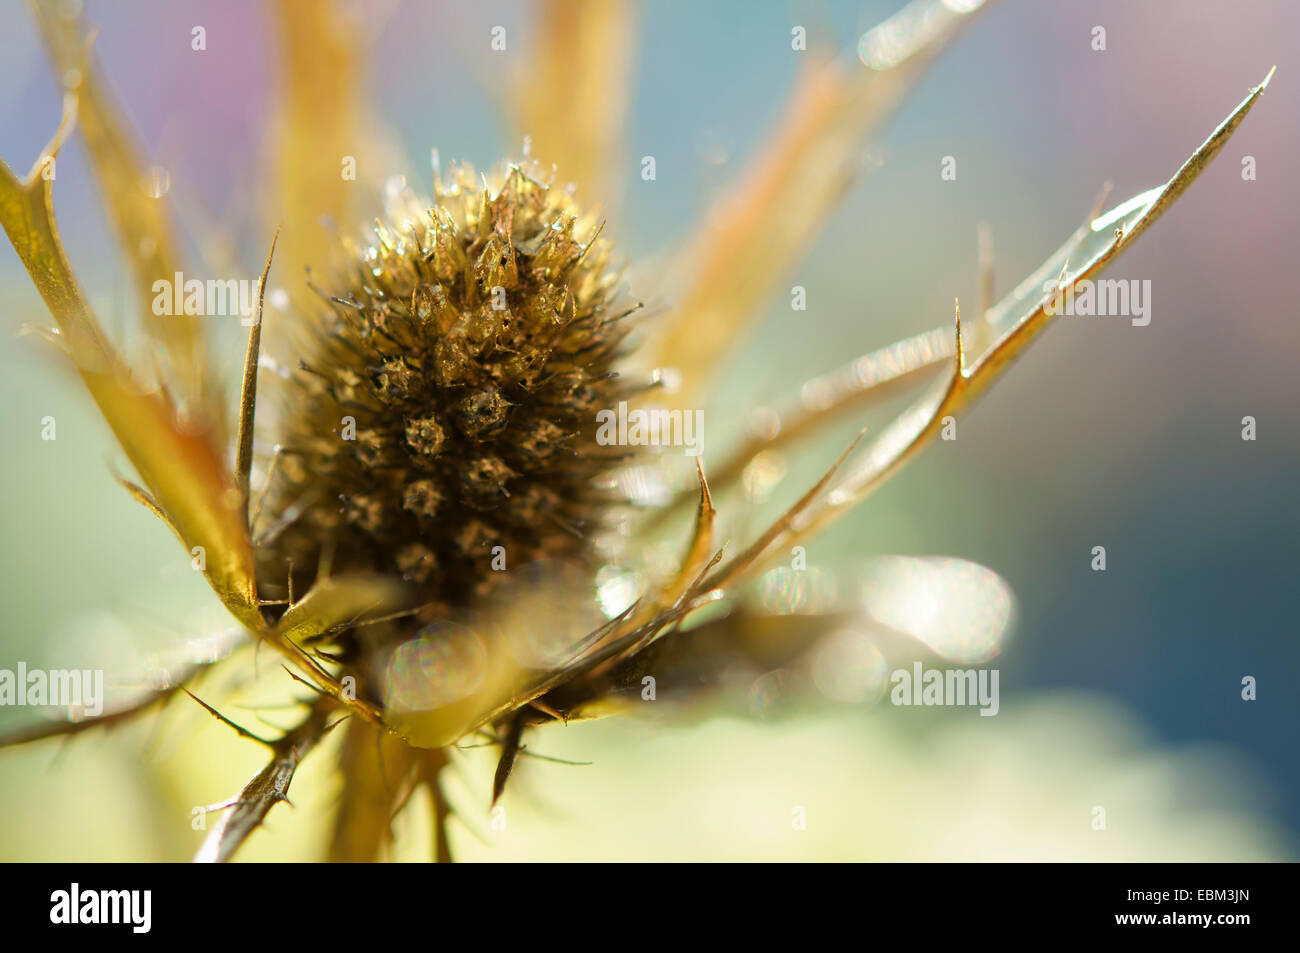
324 715 351 735
184 690 274 748
1259 65 1277 91
518 748 593 767
695 457 715 516
572 219 606 269
529 699 567 723
953 298 965 375
1054 257 1070 291
491 714 527 807
280 664 331 699
236 226 280 522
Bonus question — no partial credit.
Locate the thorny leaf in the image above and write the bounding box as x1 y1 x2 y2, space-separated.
30 0 218 426
0 100 376 726
488 66 1276 741
589 461 720 666
655 460 719 616
0 100 262 630
701 68 1277 595
644 0 988 406
235 230 278 506
194 702 334 863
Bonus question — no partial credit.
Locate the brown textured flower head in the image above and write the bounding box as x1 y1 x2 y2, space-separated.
267 158 630 612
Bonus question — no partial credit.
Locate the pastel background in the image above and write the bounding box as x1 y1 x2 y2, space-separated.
0 0 1295 860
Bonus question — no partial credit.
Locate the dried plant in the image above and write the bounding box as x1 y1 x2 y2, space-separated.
0 0 1273 861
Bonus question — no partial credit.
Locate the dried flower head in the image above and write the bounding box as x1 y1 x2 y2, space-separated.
268 160 627 609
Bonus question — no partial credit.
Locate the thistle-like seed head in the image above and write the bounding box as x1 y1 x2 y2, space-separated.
267 160 632 613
